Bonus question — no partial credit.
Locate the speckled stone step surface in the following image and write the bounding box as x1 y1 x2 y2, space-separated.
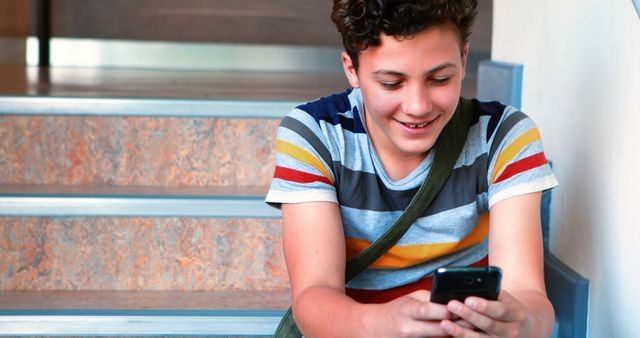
0 215 287 291
0 290 290 336
0 114 281 187
0 290 290 311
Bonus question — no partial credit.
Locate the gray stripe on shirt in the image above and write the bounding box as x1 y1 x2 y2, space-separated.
280 116 334 175
336 153 489 213
488 111 527 164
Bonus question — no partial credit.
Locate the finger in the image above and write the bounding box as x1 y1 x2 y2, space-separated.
440 320 486 338
453 319 477 330
410 299 452 321
405 289 431 302
401 291 453 321
388 313 451 337
405 320 451 337
465 294 526 323
465 297 507 319
447 300 499 334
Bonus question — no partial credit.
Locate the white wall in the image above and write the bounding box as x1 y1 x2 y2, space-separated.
491 1 640 337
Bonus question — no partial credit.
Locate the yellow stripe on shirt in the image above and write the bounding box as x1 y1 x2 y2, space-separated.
491 128 541 183
276 140 333 184
345 213 490 269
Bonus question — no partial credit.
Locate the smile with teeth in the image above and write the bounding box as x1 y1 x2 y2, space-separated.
403 121 431 128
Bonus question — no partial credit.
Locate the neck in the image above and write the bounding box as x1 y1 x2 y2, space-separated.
375 147 428 181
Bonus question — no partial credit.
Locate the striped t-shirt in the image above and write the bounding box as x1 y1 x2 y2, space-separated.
266 88 558 291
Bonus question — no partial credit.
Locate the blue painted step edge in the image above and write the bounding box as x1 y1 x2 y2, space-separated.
0 309 286 336
0 194 280 218
0 96 295 119
0 185 281 218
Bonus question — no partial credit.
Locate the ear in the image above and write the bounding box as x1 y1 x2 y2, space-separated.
461 44 469 80
341 51 360 88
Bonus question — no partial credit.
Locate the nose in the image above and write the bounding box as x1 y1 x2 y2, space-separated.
402 83 432 117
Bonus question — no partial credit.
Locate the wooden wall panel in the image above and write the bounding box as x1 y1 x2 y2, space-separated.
0 39 26 64
0 1 28 64
0 0 30 37
51 0 342 46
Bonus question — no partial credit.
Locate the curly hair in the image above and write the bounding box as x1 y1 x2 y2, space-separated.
331 0 478 69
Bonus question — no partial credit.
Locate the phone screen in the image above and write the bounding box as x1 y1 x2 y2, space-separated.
430 266 502 304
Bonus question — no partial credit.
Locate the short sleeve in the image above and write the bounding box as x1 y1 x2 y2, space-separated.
487 109 559 207
265 108 338 209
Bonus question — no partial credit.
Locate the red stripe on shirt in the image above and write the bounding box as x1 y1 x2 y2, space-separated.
274 166 333 186
494 152 548 184
345 256 489 304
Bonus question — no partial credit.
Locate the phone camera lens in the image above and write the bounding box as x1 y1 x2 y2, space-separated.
464 277 474 285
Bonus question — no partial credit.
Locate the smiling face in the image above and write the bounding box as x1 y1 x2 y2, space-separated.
342 23 468 177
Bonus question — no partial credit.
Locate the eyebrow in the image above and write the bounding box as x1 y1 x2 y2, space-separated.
372 63 457 76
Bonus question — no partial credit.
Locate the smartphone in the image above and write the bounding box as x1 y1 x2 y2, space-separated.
430 266 502 304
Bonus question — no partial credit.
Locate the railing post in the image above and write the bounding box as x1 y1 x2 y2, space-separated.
36 0 50 67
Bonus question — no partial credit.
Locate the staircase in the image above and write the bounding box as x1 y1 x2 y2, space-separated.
0 2 348 335
0 1 493 336
0 65 351 336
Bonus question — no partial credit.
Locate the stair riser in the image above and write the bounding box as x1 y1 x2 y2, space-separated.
0 115 279 186
0 217 287 291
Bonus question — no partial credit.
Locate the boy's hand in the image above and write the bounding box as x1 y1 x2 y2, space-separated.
439 290 533 337
362 290 454 337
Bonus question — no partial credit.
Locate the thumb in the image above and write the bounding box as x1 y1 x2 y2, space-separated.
405 290 431 303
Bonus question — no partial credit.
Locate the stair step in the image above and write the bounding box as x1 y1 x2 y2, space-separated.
1 95 297 118
0 290 289 336
0 65 348 101
0 66 347 187
0 311 281 336
0 66 314 335
1 214 287 291
0 185 279 218
1 114 280 186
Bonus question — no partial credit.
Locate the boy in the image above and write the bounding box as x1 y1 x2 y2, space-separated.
266 0 558 336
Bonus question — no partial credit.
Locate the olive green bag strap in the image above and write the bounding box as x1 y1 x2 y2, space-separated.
273 98 475 338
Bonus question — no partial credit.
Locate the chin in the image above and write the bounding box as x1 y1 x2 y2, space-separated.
402 143 436 157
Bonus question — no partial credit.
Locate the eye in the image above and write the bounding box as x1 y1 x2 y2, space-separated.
380 81 402 90
431 77 452 85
